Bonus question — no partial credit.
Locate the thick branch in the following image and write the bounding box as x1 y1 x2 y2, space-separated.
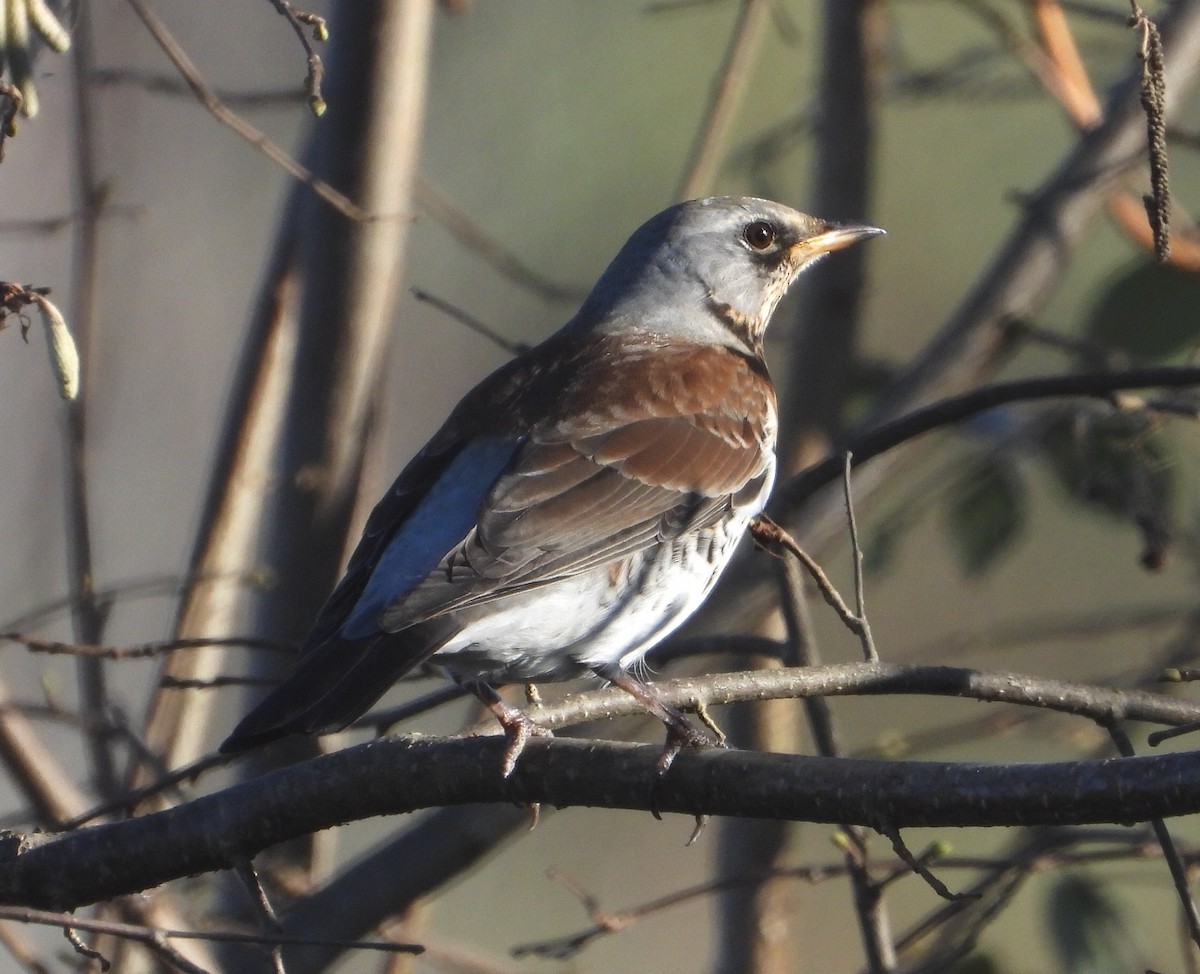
5 734 1200 911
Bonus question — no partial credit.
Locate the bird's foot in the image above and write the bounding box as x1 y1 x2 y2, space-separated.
468 682 554 778
593 664 726 775
655 716 715 774
495 703 555 778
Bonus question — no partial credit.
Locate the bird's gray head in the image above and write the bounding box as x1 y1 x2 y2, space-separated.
575 197 883 355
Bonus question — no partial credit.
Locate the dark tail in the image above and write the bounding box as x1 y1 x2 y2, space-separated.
219 627 447 754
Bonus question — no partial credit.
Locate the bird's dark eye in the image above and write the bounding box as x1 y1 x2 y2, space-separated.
743 221 776 251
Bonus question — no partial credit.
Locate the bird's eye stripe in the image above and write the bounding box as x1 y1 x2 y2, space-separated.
743 221 776 250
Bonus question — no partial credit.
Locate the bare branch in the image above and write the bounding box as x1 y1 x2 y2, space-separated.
63 924 109 971
413 176 586 303
0 904 421 958
675 0 774 200
9 734 1200 910
492 660 1200 733
411 288 529 356
842 451 878 662
66 0 117 799
781 365 1200 510
122 0 368 221
2 633 292 660
876 824 970 903
264 0 328 116
1103 720 1200 948
750 507 877 664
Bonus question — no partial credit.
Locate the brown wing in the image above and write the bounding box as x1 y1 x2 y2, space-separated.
381 335 776 630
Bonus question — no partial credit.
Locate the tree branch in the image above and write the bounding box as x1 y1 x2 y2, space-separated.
6 733 1200 911
779 365 1200 509
502 662 1200 732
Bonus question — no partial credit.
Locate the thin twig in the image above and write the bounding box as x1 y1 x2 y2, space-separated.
914 601 1187 662
105 711 189 808
775 556 833 746
750 514 874 654
122 0 368 221
234 860 285 974
782 365 1200 509
411 288 529 355
893 841 1035 972
1 570 269 633
413 176 585 302
876 824 969 902
514 833 1173 961
265 0 327 115
773 545 895 971
462 660 1200 740
1104 720 1200 947
0 203 143 236
1000 317 1125 368
88 67 307 105
1148 720 1200 746
842 452 878 661
131 935 213 974
0 905 422 956
676 0 774 199
516 863 836 960
66 0 118 798
837 828 896 973
356 684 470 736
60 753 232 830
2 632 293 660
1170 123 1200 147
63 925 109 971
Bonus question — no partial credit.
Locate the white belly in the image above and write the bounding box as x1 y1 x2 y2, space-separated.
432 507 759 683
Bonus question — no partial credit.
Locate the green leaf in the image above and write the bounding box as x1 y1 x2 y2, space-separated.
1037 406 1174 569
863 516 905 575
1047 874 1141 974
1083 260 1200 362
940 955 1003 974
943 456 1026 576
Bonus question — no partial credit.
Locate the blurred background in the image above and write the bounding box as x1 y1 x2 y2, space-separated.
1 0 1200 971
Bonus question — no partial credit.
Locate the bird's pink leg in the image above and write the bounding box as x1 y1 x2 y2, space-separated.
593 664 717 773
467 682 554 778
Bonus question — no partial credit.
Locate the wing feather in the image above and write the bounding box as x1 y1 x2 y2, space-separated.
379 337 776 631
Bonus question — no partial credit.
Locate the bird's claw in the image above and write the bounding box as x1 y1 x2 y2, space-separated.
466 682 555 777
495 706 554 778
655 719 718 775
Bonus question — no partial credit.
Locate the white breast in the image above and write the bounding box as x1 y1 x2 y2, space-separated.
433 453 775 683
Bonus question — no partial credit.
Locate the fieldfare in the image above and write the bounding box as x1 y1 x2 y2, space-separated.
222 197 882 772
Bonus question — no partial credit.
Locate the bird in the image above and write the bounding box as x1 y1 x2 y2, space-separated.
221 196 882 773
